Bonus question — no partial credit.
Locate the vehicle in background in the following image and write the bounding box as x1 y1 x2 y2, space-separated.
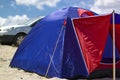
0 16 43 46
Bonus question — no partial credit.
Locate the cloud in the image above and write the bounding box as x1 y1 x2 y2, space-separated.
0 17 6 26
15 0 61 10
0 15 29 26
60 0 94 10
73 1 93 9
90 0 120 14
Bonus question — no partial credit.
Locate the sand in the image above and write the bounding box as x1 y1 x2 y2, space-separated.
0 44 119 80
0 44 67 80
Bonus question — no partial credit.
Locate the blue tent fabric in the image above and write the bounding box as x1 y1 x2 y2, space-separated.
11 19 66 77
101 34 120 64
10 7 98 78
61 17 88 78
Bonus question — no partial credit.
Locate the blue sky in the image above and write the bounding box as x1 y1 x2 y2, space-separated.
0 0 120 26
0 0 94 18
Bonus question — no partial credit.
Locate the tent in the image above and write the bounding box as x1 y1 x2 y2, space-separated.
10 7 120 79
72 13 120 79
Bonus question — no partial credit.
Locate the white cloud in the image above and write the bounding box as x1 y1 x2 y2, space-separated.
0 17 6 26
15 0 61 10
0 15 29 26
59 0 94 10
90 0 120 14
74 1 92 9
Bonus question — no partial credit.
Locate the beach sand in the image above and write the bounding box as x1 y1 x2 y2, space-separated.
0 44 67 80
0 44 119 80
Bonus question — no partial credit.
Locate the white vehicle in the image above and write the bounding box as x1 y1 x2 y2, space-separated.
0 16 43 46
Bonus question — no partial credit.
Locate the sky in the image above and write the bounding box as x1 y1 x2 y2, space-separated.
0 0 120 26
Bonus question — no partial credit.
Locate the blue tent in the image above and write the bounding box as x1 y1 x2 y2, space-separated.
10 7 97 78
10 7 120 78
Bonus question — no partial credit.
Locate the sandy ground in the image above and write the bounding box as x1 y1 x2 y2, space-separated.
0 44 67 80
0 44 119 80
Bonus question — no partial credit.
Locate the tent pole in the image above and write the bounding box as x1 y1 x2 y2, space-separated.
71 18 89 74
45 26 64 77
112 10 116 80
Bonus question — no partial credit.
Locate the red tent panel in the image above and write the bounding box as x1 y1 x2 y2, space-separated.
73 14 111 73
